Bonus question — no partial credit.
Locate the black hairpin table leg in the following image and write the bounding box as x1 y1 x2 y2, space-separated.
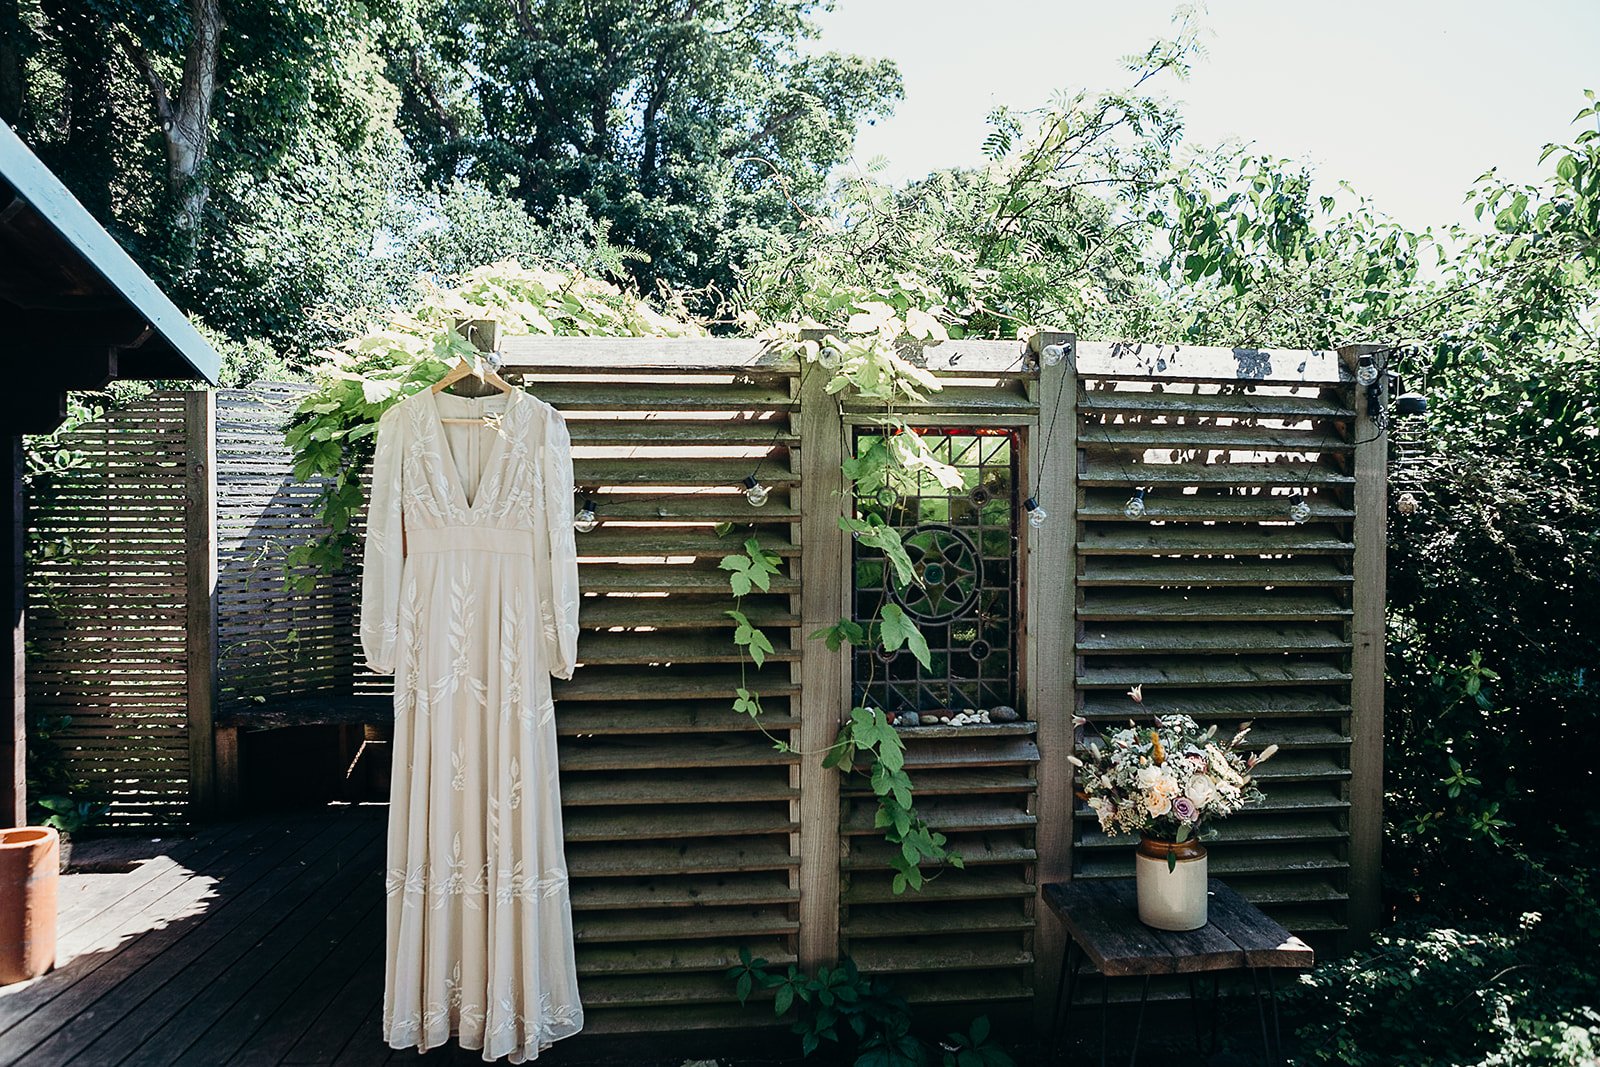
1209 971 1222 1054
1051 941 1082 1062
1249 967 1284 1064
1267 967 1284 1057
1186 973 1207 1053
1099 970 1109 1067
1127 974 1151 1067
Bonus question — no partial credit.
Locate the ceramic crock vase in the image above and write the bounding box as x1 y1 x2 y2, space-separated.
0 826 59 985
1135 835 1208 931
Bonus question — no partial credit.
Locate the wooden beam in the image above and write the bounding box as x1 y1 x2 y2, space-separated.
1074 340 1347 385
795 341 845 971
499 336 1036 377
1340 343 1387 940
184 390 218 817
4 435 22 826
1026 331 1077 1031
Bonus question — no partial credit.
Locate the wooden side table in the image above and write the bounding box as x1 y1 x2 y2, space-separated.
1042 878 1314 1065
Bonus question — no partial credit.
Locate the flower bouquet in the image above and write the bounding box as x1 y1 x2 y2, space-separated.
1070 695 1277 930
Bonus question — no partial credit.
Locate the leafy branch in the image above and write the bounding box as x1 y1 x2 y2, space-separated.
282 261 702 586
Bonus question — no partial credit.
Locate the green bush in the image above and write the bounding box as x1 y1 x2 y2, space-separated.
1281 844 1600 1065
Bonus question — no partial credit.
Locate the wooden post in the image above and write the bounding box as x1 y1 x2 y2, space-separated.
214 725 240 815
184 390 219 818
1026 331 1077 1030
4 435 24 827
1341 343 1387 938
796 340 846 971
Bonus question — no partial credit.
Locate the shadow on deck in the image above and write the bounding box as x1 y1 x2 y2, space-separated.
0 806 791 1067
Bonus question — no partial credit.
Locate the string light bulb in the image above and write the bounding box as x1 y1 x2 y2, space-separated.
1123 488 1146 519
1288 493 1311 524
1042 343 1068 367
1355 353 1379 387
1024 496 1048 529
743 475 770 508
574 498 599 534
818 344 842 370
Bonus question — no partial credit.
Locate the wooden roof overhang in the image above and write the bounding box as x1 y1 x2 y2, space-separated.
0 120 218 433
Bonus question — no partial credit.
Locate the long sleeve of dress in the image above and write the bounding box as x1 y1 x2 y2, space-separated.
360 406 406 675
540 405 581 680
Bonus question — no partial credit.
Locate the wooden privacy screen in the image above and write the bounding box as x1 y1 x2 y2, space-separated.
23 335 1386 1030
214 383 357 716
1065 340 1384 944
25 393 201 827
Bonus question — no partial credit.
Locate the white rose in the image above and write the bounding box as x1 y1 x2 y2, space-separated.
1135 766 1163 790
1185 773 1216 807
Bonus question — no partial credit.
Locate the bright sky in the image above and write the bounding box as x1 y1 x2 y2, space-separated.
813 0 1600 232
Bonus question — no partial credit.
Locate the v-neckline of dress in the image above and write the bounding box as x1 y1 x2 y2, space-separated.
424 387 521 515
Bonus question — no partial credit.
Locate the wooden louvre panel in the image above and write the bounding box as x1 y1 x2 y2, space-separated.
840 726 1040 1007
831 382 1045 1014
1071 360 1358 945
25 392 194 827
502 344 805 1033
214 384 357 714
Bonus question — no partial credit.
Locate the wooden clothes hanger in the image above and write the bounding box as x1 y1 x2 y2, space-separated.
433 319 517 424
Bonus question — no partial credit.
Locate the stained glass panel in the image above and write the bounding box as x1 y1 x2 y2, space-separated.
851 429 1019 718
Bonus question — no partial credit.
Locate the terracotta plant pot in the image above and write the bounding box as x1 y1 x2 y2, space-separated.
1134 835 1208 931
0 826 60 985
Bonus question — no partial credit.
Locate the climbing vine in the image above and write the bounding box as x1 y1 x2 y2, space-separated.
286 264 995 893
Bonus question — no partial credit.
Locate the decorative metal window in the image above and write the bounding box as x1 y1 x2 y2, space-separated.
851 429 1019 717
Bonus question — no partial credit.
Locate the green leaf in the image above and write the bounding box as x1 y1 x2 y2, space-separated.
877 605 931 668
810 618 867 651
727 610 775 668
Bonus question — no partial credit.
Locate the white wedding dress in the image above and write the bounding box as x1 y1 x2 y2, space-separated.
360 386 584 1062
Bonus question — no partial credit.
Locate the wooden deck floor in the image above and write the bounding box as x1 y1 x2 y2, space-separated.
0 805 667 1067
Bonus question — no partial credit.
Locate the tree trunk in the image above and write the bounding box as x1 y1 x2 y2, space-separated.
117 0 224 262
638 63 671 194
165 0 223 244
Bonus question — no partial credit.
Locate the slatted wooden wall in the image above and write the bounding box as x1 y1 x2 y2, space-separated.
1066 342 1366 945
499 339 806 1034
24 333 1383 1028
25 392 195 827
214 384 356 712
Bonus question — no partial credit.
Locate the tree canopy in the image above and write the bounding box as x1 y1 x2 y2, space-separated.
1 0 899 363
